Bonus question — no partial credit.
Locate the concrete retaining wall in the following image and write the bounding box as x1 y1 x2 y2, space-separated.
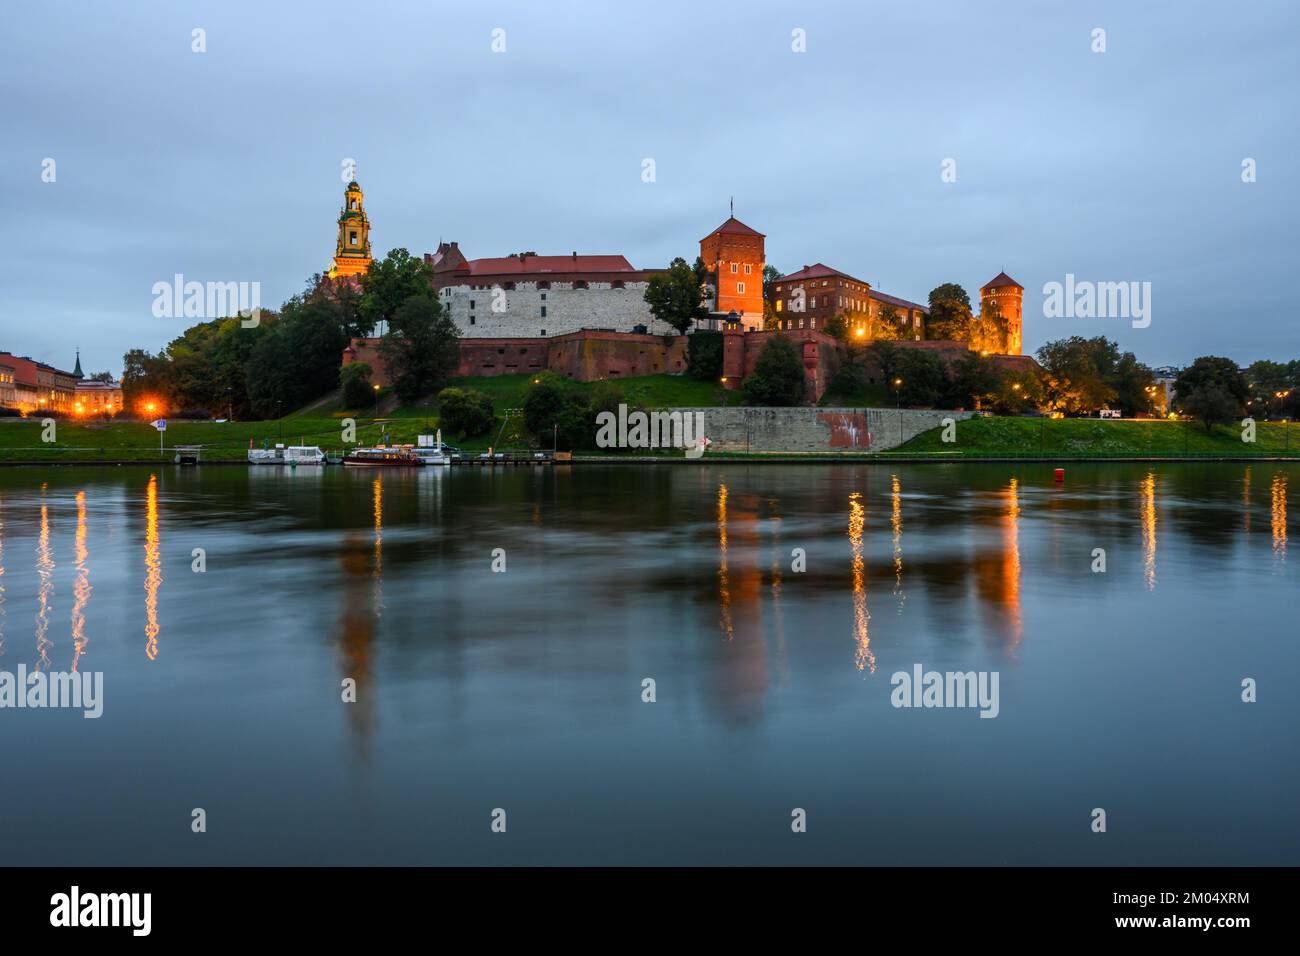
677 407 973 453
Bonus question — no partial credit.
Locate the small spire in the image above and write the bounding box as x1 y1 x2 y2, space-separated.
730 196 734 217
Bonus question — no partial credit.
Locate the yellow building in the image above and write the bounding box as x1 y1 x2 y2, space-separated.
329 180 373 279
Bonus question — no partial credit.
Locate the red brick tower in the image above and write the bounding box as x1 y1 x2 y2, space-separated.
700 211 765 331
979 271 1024 355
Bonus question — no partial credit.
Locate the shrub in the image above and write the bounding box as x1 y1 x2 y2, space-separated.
743 334 807 406
437 386 495 439
340 362 375 409
686 330 723 381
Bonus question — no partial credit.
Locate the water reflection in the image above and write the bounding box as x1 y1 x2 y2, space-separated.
848 491 874 673
144 474 161 660
717 482 732 641
35 496 53 671
1272 472 1288 564
891 474 905 613
71 490 91 671
1140 472 1157 591
1243 467 1252 534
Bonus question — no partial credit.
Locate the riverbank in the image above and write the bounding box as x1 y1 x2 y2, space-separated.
1 413 1294 464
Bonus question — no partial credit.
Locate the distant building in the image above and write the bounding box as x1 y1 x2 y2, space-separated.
74 379 123 417
425 243 672 338
0 351 77 414
0 359 15 409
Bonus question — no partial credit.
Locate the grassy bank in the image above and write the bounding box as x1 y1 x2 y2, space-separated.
894 416 1297 458
3 404 1295 464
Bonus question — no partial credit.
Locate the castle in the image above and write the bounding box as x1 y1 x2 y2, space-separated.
334 179 1025 398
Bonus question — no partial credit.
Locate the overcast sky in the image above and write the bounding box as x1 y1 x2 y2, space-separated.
3 0 1296 375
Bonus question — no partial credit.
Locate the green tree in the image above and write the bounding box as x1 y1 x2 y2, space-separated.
1035 336 1119 415
944 351 1001 409
743 334 807 406
1175 356 1248 431
360 248 435 335
523 375 590 450
437 386 495 439
895 350 947 407
762 265 784 303
378 294 461 405
686 330 724 381
925 283 973 341
644 256 708 335
340 362 375 409
872 303 905 341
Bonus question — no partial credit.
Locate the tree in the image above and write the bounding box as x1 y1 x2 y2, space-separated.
88 371 115 384
969 299 1009 354
1175 356 1248 431
644 256 708 335
872 303 905 341
360 248 435 336
943 351 1001 410
686 330 724 381
762 265 784 303
340 362 375 409
743 334 807 406
925 283 973 341
1035 336 1119 415
437 386 495 439
523 375 590 450
378 294 461 405
895 350 947 407
822 312 852 344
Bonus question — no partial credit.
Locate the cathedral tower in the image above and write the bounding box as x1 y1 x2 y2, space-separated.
330 180 373 279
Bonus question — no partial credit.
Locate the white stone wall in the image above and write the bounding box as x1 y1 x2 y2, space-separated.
439 280 675 338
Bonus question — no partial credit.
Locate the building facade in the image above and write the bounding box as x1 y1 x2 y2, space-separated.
425 243 673 338
698 216 765 330
0 352 77 414
769 263 928 340
974 272 1024 356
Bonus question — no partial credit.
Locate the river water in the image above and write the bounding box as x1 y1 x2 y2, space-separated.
0 462 1294 865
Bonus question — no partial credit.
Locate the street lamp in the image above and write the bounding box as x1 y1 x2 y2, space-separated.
893 378 903 445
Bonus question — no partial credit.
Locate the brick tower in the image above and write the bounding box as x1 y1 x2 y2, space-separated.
700 209 765 331
979 271 1024 355
330 180 373 279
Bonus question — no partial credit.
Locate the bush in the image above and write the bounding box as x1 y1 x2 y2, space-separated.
743 334 807 406
686 330 723 381
0 407 22 418
437 386 495 439
340 362 375 409
523 375 593 450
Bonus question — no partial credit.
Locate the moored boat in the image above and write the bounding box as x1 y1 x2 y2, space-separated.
342 446 425 467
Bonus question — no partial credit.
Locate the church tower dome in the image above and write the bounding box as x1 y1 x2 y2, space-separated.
330 180 373 279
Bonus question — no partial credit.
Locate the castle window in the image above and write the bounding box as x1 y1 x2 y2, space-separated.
540 329 546 336
730 264 738 274
538 281 550 290
541 306 547 317
776 300 783 312
349 231 358 246
743 264 751 275
540 293 547 300
737 282 745 294
469 300 475 309
469 316 476 325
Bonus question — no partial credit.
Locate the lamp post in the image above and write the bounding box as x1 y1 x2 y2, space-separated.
893 377 903 446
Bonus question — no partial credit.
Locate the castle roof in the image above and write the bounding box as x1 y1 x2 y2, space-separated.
777 262 867 285
701 216 765 241
982 271 1023 291
868 289 929 314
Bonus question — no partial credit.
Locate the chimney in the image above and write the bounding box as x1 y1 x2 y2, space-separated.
572 251 577 259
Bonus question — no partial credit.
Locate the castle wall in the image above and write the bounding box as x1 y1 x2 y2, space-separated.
439 280 674 338
671 406 974 453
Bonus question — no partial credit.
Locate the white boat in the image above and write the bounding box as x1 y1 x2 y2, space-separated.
284 445 327 465
413 430 452 466
248 443 284 465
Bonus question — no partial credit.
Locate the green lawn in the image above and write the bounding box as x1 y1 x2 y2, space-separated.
896 416 1298 457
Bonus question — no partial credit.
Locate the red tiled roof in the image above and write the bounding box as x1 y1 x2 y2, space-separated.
982 271 1023 290
777 262 866 285
465 254 637 276
869 289 929 314
701 216 765 241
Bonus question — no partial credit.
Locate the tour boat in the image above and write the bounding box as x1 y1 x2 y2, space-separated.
342 446 425 467
411 429 452 466
248 443 283 465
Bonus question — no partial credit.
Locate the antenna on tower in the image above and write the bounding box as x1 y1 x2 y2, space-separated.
730 197 734 217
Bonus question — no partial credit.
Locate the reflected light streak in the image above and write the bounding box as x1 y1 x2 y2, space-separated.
1272 472 1287 563
1243 467 1251 534
849 491 874 673
1003 478 1022 651
717 482 732 641
1140 472 1157 591
144 475 161 660
372 477 384 615
891 474 905 613
35 500 53 671
71 491 91 671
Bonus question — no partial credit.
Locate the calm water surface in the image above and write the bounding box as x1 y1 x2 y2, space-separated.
0 462 1295 865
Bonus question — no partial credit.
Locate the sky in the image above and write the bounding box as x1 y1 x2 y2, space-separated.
3 0 1297 376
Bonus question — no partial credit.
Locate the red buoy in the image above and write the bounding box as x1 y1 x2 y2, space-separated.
1054 468 1065 482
